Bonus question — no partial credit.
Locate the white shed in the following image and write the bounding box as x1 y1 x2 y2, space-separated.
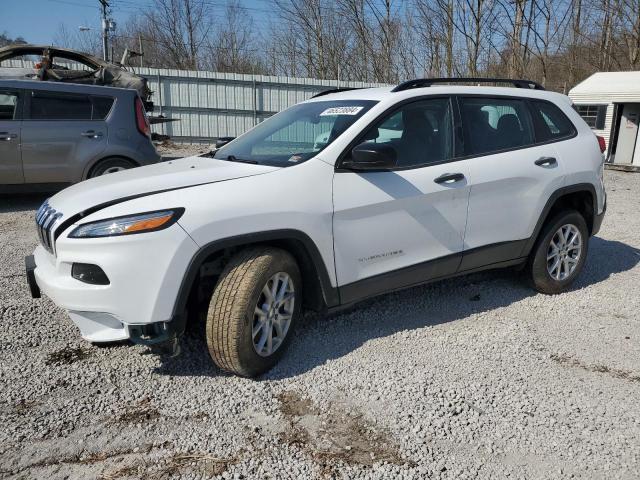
569 71 640 166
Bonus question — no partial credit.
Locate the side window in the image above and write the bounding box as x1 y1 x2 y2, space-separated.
359 98 453 168
29 91 92 120
461 97 534 155
574 104 606 130
0 92 19 120
91 96 115 120
532 101 576 142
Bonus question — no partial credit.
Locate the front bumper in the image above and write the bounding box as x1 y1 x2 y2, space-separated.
27 223 199 343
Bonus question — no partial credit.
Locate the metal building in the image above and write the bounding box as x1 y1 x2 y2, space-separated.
133 67 386 143
570 72 640 166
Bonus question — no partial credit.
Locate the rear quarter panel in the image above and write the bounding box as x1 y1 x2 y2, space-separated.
82 90 160 178
554 102 605 214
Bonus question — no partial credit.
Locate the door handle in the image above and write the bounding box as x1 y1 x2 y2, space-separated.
434 172 465 184
0 132 17 141
81 130 103 139
534 156 557 167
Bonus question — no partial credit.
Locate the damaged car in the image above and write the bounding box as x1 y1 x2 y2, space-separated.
0 44 153 110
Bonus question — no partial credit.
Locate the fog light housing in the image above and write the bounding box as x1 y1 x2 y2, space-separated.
72 263 110 285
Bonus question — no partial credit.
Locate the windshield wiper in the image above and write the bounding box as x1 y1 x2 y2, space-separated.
224 155 258 164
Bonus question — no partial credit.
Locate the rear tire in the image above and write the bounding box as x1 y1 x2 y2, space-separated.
527 209 589 294
89 158 136 178
205 247 301 377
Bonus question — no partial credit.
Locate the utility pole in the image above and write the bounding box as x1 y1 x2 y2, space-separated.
138 34 143 68
99 0 110 61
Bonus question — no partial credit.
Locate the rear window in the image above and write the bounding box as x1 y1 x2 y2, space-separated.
461 97 534 156
30 91 92 120
531 101 576 142
91 96 115 119
28 91 114 120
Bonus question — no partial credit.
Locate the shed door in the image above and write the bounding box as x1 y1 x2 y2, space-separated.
615 104 640 164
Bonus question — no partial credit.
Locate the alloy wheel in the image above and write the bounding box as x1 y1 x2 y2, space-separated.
252 272 295 357
102 166 126 174
547 224 582 281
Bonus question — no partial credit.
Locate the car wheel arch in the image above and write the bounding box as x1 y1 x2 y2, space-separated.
84 155 139 179
172 229 339 334
522 183 597 257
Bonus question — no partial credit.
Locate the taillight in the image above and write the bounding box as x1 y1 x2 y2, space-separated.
135 97 151 138
596 135 606 153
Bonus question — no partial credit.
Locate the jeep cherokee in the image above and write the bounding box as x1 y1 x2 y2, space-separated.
26 78 606 377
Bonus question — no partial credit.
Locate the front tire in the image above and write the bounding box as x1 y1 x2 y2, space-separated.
528 209 589 294
205 247 301 377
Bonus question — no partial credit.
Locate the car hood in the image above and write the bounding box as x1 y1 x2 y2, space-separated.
48 155 279 220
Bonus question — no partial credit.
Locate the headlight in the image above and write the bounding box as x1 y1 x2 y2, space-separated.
68 209 184 238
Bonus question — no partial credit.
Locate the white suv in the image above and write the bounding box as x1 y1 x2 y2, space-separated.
26 78 606 377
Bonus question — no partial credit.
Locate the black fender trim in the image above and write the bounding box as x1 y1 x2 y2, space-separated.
592 194 606 236
170 229 340 322
520 183 598 257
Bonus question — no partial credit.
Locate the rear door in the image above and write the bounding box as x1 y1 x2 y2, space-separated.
333 97 472 303
0 89 23 184
21 89 108 183
459 96 569 270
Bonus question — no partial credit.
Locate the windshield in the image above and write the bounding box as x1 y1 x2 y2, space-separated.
213 100 377 166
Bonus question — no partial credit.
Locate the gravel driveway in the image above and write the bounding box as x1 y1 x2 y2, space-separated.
1 170 639 479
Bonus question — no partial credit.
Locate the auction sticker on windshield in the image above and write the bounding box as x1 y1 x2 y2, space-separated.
319 106 365 116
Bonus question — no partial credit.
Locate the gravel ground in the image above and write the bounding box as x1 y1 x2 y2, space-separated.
1 170 639 480
155 141 213 160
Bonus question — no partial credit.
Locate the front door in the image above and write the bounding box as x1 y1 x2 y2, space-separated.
616 104 640 164
21 89 107 183
0 89 23 184
332 97 471 303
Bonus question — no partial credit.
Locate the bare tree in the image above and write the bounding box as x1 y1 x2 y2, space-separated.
53 23 101 56
143 0 212 69
203 1 265 74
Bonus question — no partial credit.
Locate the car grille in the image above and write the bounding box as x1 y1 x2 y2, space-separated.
35 202 63 254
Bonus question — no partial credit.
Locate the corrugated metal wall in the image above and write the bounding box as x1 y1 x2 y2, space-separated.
133 67 387 143
2 59 387 143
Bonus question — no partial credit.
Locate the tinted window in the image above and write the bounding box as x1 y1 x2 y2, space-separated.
532 101 576 142
461 97 534 155
92 96 114 119
0 92 18 120
30 92 92 120
358 98 453 167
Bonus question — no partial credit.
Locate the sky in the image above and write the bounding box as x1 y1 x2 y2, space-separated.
1 0 269 46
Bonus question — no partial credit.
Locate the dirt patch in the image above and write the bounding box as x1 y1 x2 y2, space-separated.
98 451 238 479
13 399 40 414
276 391 411 472
112 398 160 424
551 354 640 382
45 346 92 365
0 446 152 477
159 452 238 477
278 391 314 417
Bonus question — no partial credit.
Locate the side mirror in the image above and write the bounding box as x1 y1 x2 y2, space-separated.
215 136 235 149
343 142 397 170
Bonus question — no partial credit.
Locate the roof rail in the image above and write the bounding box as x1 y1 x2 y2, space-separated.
391 77 545 92
311 87 363 98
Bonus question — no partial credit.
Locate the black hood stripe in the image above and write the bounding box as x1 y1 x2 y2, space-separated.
53 170 274 241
